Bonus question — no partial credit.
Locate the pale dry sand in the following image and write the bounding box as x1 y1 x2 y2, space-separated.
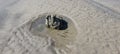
0 0 120 54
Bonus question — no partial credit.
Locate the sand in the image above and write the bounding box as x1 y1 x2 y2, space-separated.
0 0 120 54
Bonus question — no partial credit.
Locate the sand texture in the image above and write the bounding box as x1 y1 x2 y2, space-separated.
0 0 120 54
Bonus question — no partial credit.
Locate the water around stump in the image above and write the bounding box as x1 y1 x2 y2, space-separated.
29 13 78 49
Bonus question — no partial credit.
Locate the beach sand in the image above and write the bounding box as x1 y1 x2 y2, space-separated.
0 0 120 54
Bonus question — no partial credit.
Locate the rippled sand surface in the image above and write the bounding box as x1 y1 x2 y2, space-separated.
0 0 120 54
